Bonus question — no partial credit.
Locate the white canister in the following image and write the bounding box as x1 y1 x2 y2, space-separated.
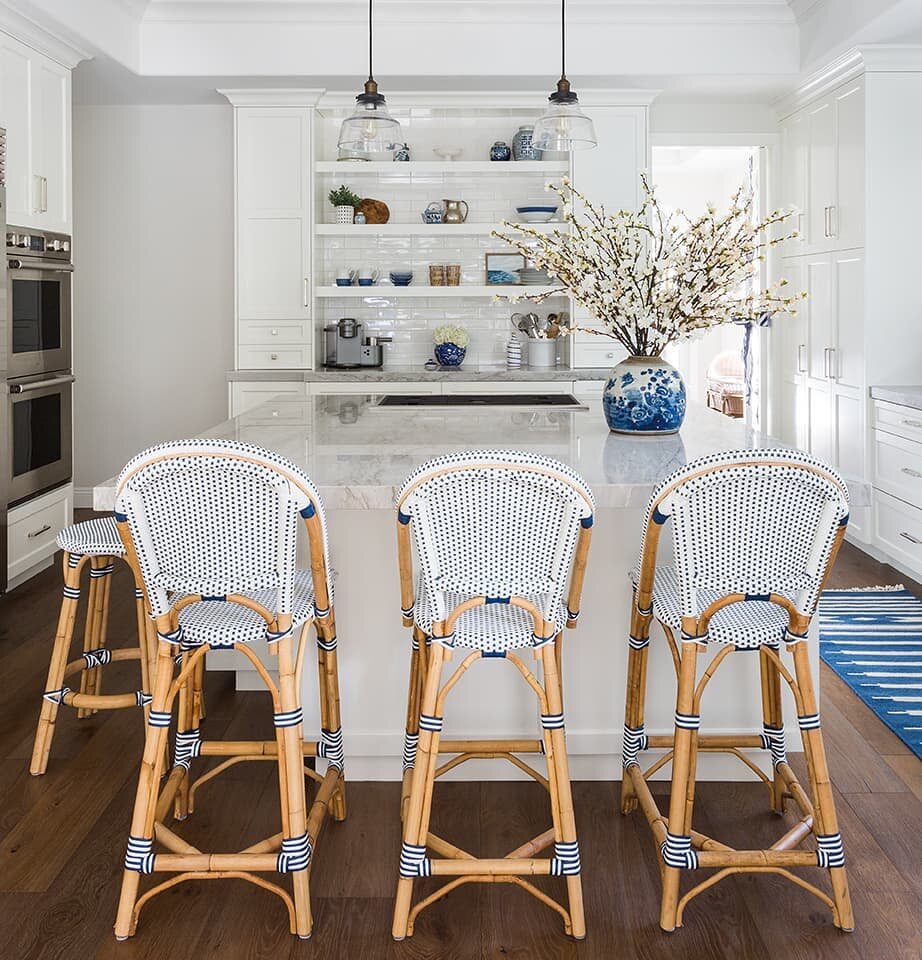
527 338 557 368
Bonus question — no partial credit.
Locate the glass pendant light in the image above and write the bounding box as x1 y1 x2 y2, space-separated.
337 0 402 157
532 0 597 152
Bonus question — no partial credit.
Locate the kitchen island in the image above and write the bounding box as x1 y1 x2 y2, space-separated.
94 395 831 781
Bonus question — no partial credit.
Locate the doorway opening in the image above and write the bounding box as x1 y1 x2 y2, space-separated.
651 145 762 422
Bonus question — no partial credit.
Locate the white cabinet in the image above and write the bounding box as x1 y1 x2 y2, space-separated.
7 483 73 588
779 78 864 257
568 105 648 367
229 380 305 416
776 259 807 449
0 32 71 232
234 106 313 367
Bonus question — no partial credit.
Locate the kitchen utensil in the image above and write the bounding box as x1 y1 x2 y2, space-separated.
442 199 469 224
429 265 446 286
433 146 463 161
534 315 549 336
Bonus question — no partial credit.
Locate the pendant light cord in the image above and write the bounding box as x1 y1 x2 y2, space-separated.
560 0 566 82
368 0 374 82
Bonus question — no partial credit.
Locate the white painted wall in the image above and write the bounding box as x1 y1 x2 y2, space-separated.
72 104 234 500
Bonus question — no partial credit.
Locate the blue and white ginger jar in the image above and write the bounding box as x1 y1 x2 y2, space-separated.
434 342 466 367
602 356 686 435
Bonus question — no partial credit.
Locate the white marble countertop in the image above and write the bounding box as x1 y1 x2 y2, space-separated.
227 364 612 382
870 385 922 411
94 396 871 511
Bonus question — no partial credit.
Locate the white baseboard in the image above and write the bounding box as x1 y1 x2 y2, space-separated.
74 487 96 509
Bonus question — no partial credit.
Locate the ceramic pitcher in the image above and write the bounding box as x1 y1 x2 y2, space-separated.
442 199 469 223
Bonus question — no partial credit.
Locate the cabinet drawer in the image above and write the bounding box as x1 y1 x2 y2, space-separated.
872 400 922 444
230 381 304 416
238 346 312 370
8 484 72 581
237 399 311 425
310 381 441 395
874 490 922 577
239 320 311 345
874 431 922 509
442 380 574 395
571 336 623 369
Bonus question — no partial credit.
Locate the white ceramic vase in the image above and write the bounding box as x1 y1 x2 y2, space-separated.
335 205 355 224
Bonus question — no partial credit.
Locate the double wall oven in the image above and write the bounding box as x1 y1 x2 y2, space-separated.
0 127 75 591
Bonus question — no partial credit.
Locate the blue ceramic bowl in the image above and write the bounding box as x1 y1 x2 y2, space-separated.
335 277 353 287
389 272 413 286
516 206 558 213
357 278 375 286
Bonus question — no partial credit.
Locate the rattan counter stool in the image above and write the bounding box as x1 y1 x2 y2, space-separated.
111 439 345 942
30 517 157 775
620 449 854 933
392 450 594 941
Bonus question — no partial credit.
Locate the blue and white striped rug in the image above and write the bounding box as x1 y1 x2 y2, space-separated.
820 587 922 759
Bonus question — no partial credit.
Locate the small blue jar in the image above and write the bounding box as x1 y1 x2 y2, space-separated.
512 125 540 161
490 140 511 161
434 342 466 367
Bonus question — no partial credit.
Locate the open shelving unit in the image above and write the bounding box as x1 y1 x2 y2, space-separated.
315 285 558 299
315 160 568 175
314 221 566 237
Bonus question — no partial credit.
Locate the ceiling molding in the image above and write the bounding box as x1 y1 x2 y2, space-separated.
0 4 94 67
786 0 825 21
114 0 149 17
144 0 796 25
217 88 326 107
775 43 922 117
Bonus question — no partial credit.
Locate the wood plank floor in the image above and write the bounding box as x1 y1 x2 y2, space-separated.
0 535 920 959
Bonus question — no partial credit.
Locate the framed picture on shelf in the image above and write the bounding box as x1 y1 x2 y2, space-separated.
485 252 526 285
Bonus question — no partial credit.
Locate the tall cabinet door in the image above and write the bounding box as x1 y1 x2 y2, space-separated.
0 34 33 226
777 258 807 449
31 56 70 233
807 99 836 253
236 107 312 325
804 256 833 383
779 111 808 256
833 81 865 251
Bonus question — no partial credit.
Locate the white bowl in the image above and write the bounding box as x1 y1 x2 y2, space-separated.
516 210 556 223
433 146 464 161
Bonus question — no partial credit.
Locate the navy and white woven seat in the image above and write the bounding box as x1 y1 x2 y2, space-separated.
413 583 566 653
56 516 126 557
393 450 594 941
620 448 854 934
175 569 321 648
31 515 154 775
111 439 344 942
629 565 800 649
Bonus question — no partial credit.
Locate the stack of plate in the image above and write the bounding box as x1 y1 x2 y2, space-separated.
518 267 551 285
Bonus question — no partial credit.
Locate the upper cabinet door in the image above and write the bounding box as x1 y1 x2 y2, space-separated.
833 81 864 251
31 57 70 233
236 108 312 321
780 112 808 256
0 34 33 227
807 99 836 253
0 33 71 232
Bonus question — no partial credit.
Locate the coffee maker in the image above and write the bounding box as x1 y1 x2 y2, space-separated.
323 318 392 369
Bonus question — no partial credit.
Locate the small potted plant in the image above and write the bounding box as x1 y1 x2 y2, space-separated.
329 185 362 224
433 324 470 367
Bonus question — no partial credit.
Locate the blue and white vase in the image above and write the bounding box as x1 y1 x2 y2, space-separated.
434 342 466 366
490 140 511 161
602 356 686 435
512 125 540 161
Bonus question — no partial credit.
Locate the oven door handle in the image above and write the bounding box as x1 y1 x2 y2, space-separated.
9 374 75 394
7 259 74 272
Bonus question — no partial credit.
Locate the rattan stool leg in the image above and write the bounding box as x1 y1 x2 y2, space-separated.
759 645 786 813
791 643 854 931
541 641 586 939
621 596 651 814
173 664 195 821
659 640 701 932
399 628 424 823
392 641 446 940
114 641 175 940
276 631 313 939
317 615 346 822
30 554 84 775
77 557 109 718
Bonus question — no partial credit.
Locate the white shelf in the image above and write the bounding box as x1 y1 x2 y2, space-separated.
315 160 568 175
315 285 563 299
315 221 567 236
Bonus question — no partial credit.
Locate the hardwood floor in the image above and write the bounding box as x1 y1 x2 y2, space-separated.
0 539 920 959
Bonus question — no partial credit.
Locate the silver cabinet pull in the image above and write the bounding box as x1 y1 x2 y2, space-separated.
41 176 48 213
28 524 52 539
270 353 279 360
270 328 278 336
902 418 922 429
303 278 310 307
901 467 922 478
797 344 806 374
826 347 836 380
32 174 42 214
823 347 830 379
899 531 922 545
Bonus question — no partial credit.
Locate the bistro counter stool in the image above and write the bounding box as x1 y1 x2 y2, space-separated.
30 517 156 775
112 439 345 941
393 450 594 940
620 449 854 933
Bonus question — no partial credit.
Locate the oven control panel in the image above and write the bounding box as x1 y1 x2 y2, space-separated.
6 226 71 260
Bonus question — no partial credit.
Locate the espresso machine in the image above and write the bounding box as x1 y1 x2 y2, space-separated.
323 318 392 369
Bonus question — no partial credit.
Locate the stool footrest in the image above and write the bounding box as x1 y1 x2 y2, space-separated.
64 647 144 678
438 738 543 754
429 857 553 877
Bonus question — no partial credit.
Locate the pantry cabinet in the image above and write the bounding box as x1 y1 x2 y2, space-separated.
233 104 314 368
0 31 71 233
